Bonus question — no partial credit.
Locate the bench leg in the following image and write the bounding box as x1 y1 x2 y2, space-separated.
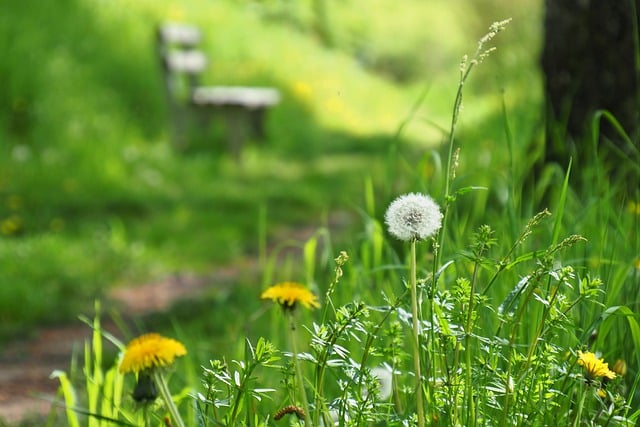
223 106 249 159
179 105 270 156
250 108 268 141
170 107 190 150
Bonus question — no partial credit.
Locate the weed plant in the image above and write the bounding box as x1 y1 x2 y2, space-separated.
43 20 640 427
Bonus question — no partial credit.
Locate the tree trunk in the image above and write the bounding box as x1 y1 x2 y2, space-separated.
542 0 640 166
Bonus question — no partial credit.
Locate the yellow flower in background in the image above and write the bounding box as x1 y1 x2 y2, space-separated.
261 282 320 310
612 359 627 377
167 4 185 21
577 351 616 381
119 333 187 374
627 201 640 216
1 215 23 236
292 80 313 102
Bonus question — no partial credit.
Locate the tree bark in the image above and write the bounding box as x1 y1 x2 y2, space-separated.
542 0 640 165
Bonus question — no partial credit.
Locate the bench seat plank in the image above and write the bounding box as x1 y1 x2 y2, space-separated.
164 51 208 74
192 86 280 108
158 24 201 46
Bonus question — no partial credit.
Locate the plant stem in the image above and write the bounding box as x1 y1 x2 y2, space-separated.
410 239 426 427
288 312 311 426
572 387 587 427
143 404 149 427
500 276 540 426
464 260 481 427
152 370 186 427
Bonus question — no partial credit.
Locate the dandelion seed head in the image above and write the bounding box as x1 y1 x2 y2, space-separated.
384 193 442 241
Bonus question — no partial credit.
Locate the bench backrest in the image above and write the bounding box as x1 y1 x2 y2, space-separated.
157 23 208 106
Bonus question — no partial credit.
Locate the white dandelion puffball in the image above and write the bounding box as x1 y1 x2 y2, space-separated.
384 193 442 241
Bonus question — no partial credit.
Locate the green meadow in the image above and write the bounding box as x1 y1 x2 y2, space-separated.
1 0 639 425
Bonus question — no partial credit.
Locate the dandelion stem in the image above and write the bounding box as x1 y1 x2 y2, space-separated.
151 370 185 427
143 404 150 427
288 312 311 426
410 238 426 427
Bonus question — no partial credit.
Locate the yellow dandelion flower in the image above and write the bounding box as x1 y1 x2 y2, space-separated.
577 351 616 381
261 282 320 310
119 333 187 374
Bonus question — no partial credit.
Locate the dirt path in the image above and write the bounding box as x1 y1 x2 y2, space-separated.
0 271 227 424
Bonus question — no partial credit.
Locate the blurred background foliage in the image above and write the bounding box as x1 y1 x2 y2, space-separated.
0 0 553 339
3 3 640 425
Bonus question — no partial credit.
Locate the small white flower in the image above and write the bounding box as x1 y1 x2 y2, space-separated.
384 193 442 241
370 366 393 400
318 409 346 427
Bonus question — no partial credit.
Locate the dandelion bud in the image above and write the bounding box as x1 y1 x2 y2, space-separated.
133 372 158 403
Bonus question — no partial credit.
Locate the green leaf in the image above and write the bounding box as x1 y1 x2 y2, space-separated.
50 370 80 427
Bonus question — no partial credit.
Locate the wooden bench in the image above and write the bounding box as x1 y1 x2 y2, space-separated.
157 23 280 155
